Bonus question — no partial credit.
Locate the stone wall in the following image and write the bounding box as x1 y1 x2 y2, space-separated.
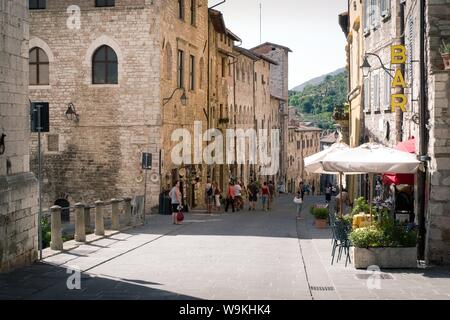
0 0 38 272
424 0 450 264
28 1 162 212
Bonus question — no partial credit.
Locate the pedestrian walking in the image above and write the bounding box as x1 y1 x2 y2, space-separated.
268 180 275 210
234 181 243 211
213 182 222 212
312 185 316 196
294 191 304 220
261 182 270 211
325 184 332 203
205 179 214 214
247 179 258 211
225 182 236 213
169 181 182 225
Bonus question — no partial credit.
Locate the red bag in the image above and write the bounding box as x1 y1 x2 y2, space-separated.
176 211 184 222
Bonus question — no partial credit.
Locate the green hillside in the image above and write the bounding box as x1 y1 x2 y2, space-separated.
289 71 348 129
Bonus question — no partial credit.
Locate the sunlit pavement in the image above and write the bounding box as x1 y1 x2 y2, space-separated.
1 195 450 300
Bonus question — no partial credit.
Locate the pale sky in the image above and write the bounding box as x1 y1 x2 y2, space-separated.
214 0 348 88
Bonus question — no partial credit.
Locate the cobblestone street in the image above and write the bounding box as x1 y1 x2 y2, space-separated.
1 195 450 300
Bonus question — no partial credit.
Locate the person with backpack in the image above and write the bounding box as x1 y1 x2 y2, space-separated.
205 179 214 214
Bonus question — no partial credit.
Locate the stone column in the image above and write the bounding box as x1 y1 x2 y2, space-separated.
74 203 86 242
123 197 132 227
111 199 120 231
50 205 63 251
84 206 92 234
95 200 105 236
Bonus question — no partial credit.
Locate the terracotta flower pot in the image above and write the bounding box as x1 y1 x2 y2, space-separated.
315 219 328 229
442 53 450 70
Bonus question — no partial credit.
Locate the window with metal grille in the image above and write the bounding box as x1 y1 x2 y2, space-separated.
92 45 118 84
29 47 49 85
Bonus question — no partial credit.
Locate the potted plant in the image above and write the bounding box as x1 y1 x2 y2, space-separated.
440 40 450 70
349 212 418 269
312 206 329 229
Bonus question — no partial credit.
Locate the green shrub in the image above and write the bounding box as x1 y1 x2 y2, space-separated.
312 207 329 220
349 214 417 248
351 197 370 216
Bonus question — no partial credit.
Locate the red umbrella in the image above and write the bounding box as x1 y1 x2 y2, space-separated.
382 138 416 185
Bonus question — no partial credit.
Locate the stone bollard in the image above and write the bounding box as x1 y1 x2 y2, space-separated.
74 203 86 242
50 205 63 251
111 199 121 231
84 206 92 234
123 197 132 227
95 200 105 236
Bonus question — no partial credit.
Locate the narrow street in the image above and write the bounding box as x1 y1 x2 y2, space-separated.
1 195 450 300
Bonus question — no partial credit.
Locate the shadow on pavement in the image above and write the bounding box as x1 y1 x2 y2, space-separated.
0 263 201 300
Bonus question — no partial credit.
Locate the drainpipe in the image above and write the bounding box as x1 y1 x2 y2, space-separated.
417 0 428 262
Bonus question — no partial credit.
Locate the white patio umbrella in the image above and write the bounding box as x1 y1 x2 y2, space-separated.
320 143 421 218
304 143 351 218
320 143 420 174
304 142 350 174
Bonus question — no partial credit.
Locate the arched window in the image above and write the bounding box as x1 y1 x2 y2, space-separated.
92 45 118 84
29 47 49 85
166 43 173 80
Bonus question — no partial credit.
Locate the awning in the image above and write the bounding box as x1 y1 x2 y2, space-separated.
382 138 416 185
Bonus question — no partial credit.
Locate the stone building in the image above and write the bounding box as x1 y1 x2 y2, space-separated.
341 0 450 264
28 0 211 212
339 0 365 200
361 0 403 146
286 121 322 194
0 0 38 272
252 42 291 189
207 9 240 192
403 0 450 264
160 0 209 209
232 46 259 185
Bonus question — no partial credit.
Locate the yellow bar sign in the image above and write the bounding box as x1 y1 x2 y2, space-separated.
391 45 408 113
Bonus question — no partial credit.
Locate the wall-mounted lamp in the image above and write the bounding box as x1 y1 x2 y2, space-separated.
163 87 188 107
361 53 394 79
65 103 79 122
